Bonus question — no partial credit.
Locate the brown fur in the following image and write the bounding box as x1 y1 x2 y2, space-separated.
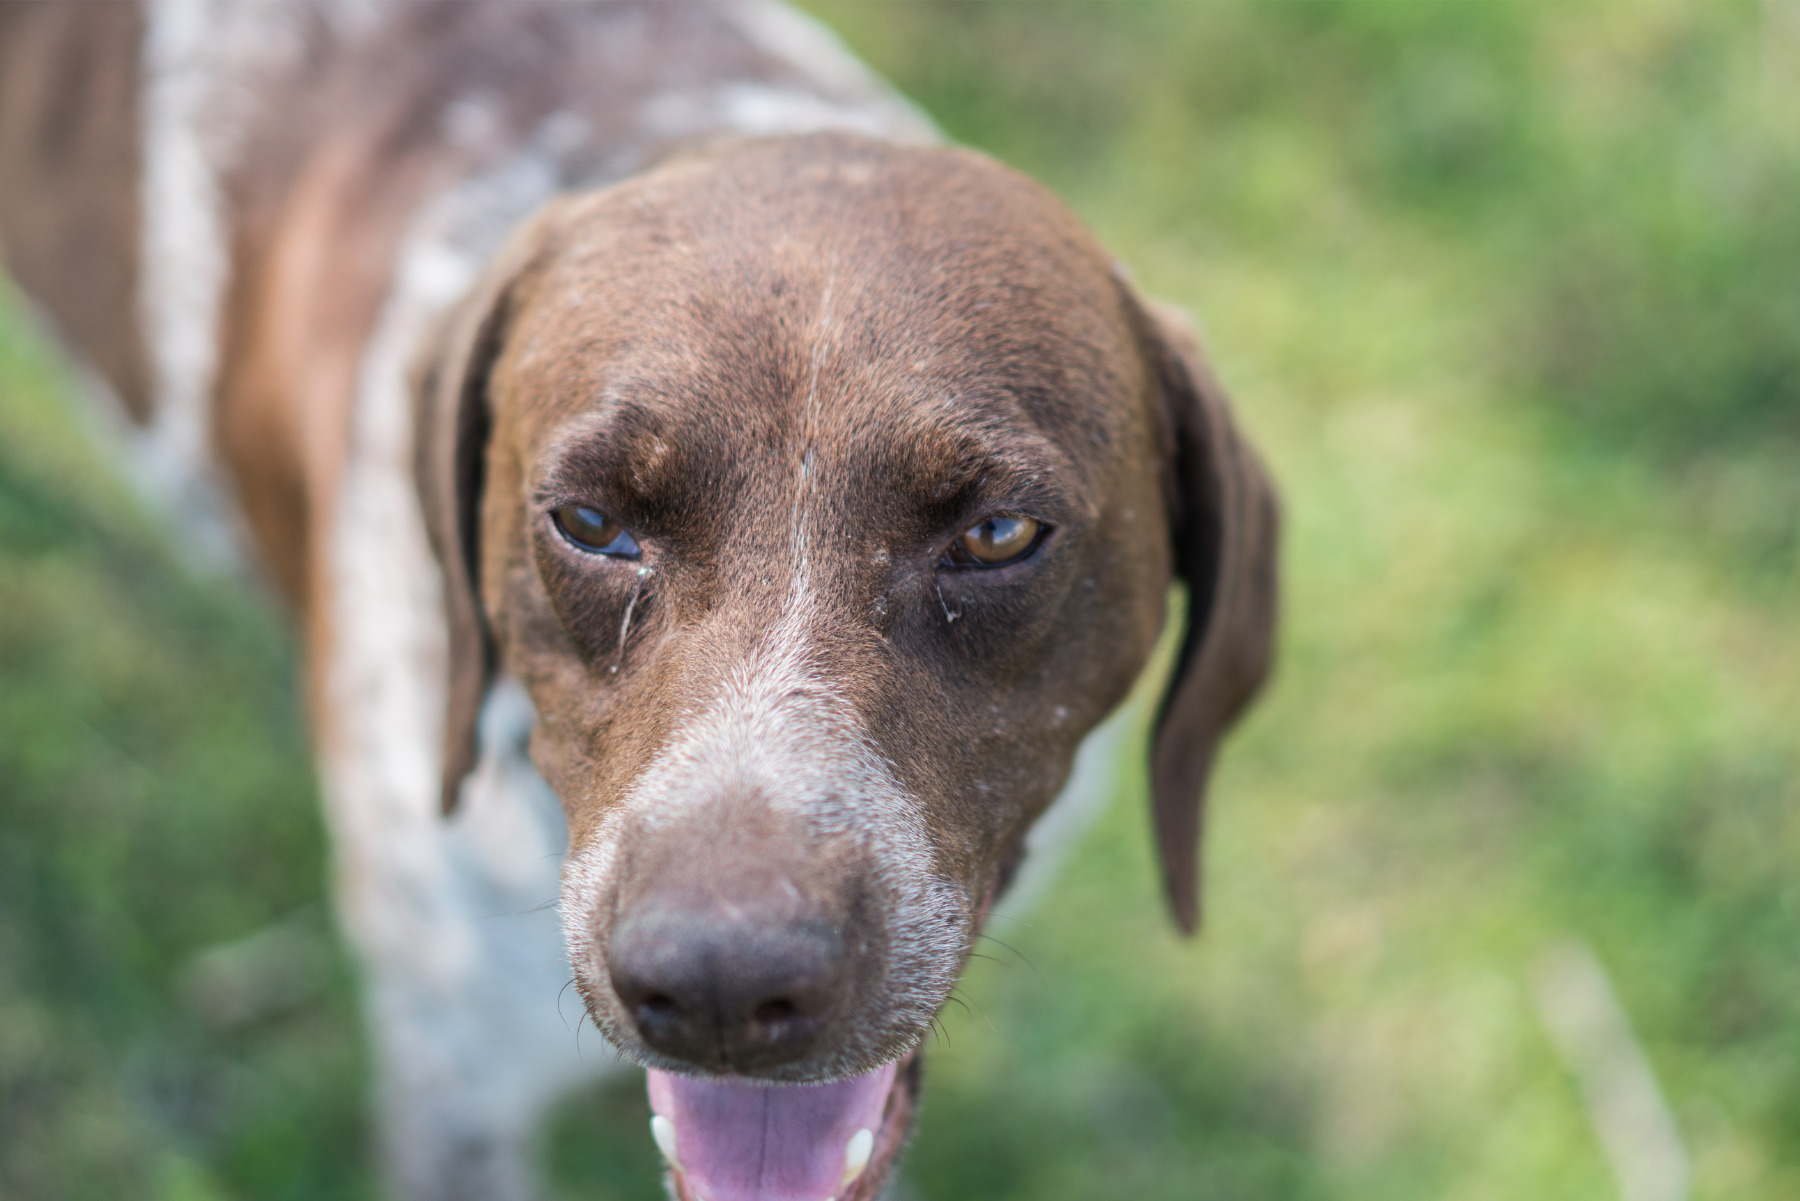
0 1 151 421
416 135 1279 1083
1 6 1276 1191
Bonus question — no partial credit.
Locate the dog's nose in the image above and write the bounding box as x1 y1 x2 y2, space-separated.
607 895 848 1072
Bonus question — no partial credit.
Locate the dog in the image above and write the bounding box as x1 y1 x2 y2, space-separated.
0 3 1278 1199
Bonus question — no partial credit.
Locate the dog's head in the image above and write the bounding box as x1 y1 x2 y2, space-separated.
416 133 1275 1201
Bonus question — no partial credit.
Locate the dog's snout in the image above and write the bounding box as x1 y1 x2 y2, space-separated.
607 890 850 1073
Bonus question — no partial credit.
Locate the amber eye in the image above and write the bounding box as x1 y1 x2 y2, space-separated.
944 515 1044 567
550 504 639 557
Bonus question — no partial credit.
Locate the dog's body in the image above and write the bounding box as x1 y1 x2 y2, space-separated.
0 5 1277 1200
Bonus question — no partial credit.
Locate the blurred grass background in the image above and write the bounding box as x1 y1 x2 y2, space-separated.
3 1 1798 1198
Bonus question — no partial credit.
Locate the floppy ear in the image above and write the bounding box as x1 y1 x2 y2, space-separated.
414 206 561 815
1130 293 1280 935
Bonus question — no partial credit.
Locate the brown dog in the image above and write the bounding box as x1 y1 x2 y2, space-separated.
0 4 1276 1199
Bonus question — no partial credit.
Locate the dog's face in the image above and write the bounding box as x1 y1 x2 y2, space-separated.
417 134 1276 1201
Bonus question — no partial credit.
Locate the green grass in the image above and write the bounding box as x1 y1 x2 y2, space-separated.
0 303 366 1196
5 2 1798 1198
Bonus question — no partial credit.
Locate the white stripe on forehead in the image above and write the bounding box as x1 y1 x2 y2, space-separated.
785 260 837 608
629 255 907 844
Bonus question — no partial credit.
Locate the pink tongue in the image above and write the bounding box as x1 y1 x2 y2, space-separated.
647 1063 895 1201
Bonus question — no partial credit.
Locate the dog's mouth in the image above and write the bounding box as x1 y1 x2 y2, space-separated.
647 1053 920 1201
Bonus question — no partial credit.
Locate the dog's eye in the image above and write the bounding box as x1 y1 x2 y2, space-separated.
943 515 1044 567
551 504 640 557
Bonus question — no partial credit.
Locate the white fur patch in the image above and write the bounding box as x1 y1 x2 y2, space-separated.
633 0 937 146
642 82 933 144
136 0 256 563
322 102 621 1165
136 0 388 565
724 0 938 143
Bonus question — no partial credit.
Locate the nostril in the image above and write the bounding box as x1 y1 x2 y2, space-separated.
635 992 683 1031
747 996 823 1052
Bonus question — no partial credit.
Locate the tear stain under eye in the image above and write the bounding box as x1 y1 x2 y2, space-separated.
611 565 653 674
935 580 960 624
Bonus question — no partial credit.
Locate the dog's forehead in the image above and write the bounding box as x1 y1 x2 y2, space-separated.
495 137 1147 477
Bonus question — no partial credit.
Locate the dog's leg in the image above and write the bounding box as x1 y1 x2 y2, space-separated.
372 688 621 1201
323 220 617 1193
325 680 618 1201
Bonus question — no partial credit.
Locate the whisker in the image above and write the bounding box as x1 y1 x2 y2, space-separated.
951 986 998 1034
978 933 1044 985
558 977 578 1030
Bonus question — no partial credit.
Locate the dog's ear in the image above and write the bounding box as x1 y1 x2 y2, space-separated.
414 205 561 815
1126 288 1280 935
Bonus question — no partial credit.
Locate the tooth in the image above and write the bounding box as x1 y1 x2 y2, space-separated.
651 1114 681 1169
841 1127 874 1186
